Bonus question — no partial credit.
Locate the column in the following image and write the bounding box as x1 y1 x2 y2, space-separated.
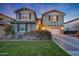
27 24 30 32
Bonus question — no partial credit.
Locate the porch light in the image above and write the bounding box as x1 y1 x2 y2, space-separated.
41 27 46 30
36 25 39 30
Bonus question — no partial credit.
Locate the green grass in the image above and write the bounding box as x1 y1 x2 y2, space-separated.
0 40 70 56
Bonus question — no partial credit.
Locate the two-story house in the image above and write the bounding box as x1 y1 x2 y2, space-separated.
42 10 65 34
11 8 37 33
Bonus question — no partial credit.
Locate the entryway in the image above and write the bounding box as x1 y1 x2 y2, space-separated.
51 29 60 34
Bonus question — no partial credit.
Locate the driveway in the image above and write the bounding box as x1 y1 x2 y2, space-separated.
52 34 79 56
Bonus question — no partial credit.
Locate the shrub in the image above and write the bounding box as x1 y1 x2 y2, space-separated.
3 24 12 35
36 30 52 39
24 30 52 40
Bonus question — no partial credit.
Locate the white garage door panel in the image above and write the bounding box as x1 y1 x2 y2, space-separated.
51 29 60 34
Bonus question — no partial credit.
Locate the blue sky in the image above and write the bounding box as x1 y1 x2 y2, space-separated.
0 3 79 22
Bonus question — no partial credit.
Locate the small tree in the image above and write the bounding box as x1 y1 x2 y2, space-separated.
3 24 13 35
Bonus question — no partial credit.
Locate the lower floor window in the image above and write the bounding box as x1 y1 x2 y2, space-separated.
20 24 25 32
14 23 36 32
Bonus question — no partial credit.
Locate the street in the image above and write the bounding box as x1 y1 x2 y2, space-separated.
52 34 79 56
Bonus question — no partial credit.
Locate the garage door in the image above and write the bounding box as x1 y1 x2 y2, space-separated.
51 29 60 34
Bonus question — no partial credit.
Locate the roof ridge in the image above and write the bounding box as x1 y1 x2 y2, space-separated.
64 18 79 24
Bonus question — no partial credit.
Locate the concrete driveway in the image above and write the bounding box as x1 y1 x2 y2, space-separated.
52 34 79 56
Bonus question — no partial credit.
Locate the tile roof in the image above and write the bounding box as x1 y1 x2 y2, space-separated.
0 13 15 20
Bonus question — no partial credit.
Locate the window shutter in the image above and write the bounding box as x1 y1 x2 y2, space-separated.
19 13 21 19
29 13 31 19
49 16 50 21
57 16 58 22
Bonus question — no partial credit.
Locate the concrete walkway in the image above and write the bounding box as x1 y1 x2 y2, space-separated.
52 34 79 56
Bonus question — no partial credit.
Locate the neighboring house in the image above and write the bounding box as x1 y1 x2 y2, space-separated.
10 8 37 33
42 10 65 34
0 13 15 38
0 13 15 24
64 18 79 32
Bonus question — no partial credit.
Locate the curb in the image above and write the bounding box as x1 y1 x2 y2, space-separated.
52 38 72 56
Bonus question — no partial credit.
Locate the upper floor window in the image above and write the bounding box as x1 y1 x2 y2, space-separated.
21 13 28 19
49 16 58 22
4 18 11 22
0 18 4 24
18 12 32 20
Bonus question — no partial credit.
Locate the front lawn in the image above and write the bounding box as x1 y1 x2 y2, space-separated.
0 40 70 56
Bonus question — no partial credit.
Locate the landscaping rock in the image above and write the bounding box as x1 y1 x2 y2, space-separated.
0 30 52 40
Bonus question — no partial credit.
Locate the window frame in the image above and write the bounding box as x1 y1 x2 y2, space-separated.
50 16 57 22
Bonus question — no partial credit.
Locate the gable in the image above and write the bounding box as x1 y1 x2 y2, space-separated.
42 10 65 16
46 12 64 16
18 10 34 14
14 8 35 14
